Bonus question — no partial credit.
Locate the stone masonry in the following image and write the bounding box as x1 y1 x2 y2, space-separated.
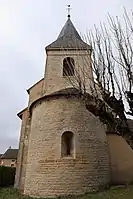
15 16 110 197
24 95 110 197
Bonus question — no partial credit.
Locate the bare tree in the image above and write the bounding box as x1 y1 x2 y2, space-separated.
65 9 133 146
108 9 133 115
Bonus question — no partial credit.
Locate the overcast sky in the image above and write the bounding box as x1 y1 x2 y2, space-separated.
0 0 133 153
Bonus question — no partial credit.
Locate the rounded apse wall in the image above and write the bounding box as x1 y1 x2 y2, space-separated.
24 95 110 198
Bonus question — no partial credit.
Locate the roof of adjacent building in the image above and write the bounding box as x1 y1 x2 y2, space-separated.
1 149 18 160
46 17 91 50
27 78 44 94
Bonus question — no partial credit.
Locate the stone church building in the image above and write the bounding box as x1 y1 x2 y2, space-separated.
15 15 133 198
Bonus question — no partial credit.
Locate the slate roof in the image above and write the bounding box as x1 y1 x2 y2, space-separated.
46 17 91 51
57 18 82 40
1 149 18 159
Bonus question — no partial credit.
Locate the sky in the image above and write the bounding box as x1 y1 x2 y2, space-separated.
0 0 133 153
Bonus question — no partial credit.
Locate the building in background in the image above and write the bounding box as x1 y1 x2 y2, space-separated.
0 154 2 165
0 148 18 167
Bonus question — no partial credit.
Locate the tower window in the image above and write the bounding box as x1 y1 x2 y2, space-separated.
63 57 75 76
61 131 74 157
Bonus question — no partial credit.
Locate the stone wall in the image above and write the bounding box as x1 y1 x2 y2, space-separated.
44 50 93 95
24 95 110 198
0 159 16 167
107 133 133 185
16 47 110 197
15 109 31 192
28 78 44 106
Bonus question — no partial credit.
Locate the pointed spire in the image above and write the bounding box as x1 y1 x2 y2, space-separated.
57 17 82 40
46 15 91 51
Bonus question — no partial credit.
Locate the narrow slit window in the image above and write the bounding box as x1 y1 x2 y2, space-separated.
63 57 75 76
61 131 74 157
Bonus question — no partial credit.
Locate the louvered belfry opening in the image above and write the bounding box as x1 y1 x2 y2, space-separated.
63 57 75 76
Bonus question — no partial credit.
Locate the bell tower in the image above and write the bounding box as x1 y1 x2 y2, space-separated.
21 12 110 198
43 14 92 95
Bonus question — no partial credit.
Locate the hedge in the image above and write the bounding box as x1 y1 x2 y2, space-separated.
0 166 16 187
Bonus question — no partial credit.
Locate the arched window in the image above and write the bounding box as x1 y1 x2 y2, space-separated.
63 57 75 76
61 131 74 157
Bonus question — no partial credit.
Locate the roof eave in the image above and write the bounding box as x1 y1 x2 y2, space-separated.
45 46 92 51
17 107 28 119
27 78 44 94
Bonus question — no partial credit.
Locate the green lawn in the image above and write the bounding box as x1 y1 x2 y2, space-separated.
0 185 133 199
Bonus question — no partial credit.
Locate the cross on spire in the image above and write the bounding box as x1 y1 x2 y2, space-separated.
67 5 71 18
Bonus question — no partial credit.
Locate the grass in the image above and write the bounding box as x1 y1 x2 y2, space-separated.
1 185 133 199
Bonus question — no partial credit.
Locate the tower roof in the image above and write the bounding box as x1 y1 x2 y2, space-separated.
57 17 82 40
46 17 91 51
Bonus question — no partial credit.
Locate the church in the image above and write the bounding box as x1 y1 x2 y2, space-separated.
15 13 133 198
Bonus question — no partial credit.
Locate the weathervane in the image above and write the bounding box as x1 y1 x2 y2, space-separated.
67 5 71 18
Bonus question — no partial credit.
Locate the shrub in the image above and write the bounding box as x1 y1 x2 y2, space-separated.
0 166 16 187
